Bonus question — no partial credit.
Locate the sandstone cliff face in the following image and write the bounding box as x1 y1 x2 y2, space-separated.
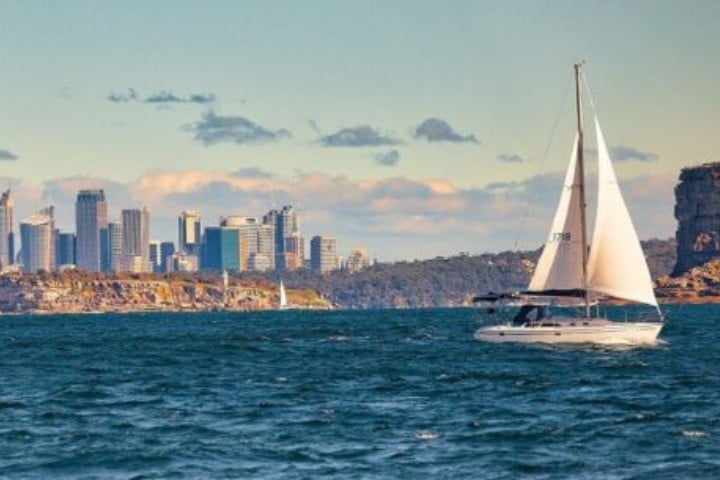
673 163 720 275
0 274 332 314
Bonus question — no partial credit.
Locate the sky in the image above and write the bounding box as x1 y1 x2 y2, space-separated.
1 0 719 261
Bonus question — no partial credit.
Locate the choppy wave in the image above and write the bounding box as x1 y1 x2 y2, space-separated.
0 305 718 478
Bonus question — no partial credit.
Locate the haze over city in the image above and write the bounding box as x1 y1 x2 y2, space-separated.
1 1 719 260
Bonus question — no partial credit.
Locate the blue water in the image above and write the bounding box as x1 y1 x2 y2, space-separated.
0 305 718 479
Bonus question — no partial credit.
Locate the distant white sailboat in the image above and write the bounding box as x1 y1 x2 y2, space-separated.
475 63 663 345
279 280 291 310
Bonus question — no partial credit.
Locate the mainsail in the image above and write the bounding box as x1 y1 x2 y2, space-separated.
586 117 658 306
528 135 585 292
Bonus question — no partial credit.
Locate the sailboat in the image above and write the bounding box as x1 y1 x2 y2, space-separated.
475 63 663 345
278 280 291 310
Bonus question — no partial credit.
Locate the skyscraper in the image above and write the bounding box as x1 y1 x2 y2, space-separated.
75 189 107 272
264 204 299 271
121 207 150 273
55 231 76 268
160 241 175 273
178 210 202 255
20 210 54 273
201 226 240 272
107 222 123 272
310 235 338 274
0 189 15 269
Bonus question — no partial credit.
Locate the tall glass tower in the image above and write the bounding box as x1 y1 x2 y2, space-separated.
0 189 15 269
178 210 202 255
121 207 150 273
75 189 107 272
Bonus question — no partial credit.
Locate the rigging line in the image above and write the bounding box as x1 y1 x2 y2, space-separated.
512 72 573 251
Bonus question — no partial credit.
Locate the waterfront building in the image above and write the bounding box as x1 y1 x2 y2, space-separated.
100 221 123 273
75 189 107 272
257 224 275 270
0 189 15 270
55 231 76 268
121 207 150 273
20 209 54 273
248 253 272 272
178 210 202 255
284 233 305 270
265 205 298 272
167 252 199 273
220 216 259 271
310 235 338 274
149 240 161 272
201 226 241 271
160 241 175 273
344 247 371 273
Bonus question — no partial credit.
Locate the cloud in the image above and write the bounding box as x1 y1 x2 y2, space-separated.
497 153 523 163
185 112 291 146
374 150 400 166
235 167 274 179
0 150 18 161
414 118 478 144
318 125 402 147
610 146 658 162
107 89 215 104
144 91 215 104
107 89 138 103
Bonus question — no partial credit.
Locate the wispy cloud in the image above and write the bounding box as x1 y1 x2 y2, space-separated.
107 89 215 104
236 167 275 178
0 149 18 161
610 146 658 162
374 150 400 166
497 153 523 163
414 118 478 144
318 125 402 147
107 89 139 103
185 112 291 146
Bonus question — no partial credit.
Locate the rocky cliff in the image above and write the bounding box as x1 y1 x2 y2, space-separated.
0 273 331 314
673 162 720 275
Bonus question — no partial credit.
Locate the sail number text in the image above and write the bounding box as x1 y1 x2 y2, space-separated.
551 232 572 242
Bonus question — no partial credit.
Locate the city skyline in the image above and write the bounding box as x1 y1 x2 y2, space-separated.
1 1 719 260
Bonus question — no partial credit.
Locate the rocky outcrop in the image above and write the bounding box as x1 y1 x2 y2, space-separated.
0 273 332 314
673 163 720 275
656 258 720 303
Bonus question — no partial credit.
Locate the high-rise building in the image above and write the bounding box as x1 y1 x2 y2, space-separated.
75 189 107 272
310 235 338 274
220 216 259 271
100 221 123 273
178 210 202 255
20 210 54 273
121 207 150 273
256 224 275 270
0 189 15 269
284 233 305 270
55 231 76 267
149 240 161 272
201 226 241 271
264 204 299 272
160 241 175 273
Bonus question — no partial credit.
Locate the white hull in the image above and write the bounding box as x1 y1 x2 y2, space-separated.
475 320 662 345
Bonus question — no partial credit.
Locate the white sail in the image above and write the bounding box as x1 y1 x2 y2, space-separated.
279 280 288 308
528 135 586 292
586 117 658 306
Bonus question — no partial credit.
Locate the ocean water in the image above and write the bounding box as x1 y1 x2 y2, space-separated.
0 305 718 479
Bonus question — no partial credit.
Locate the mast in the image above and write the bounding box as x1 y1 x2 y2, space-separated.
574 62 590 318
